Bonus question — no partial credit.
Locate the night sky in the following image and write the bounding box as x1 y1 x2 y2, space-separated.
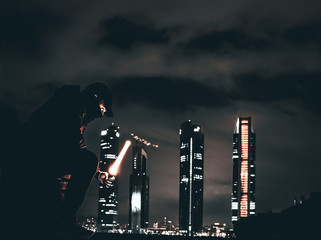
1 0 321 227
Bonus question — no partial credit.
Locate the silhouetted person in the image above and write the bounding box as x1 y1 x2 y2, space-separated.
4 83 115 239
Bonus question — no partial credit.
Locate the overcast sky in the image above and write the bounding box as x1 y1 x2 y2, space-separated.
1 0 321 227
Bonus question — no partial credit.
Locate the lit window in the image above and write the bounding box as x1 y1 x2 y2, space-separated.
181 143 189 149
101 130 107 136
193 174 203 180
106 154 117 159
232 202 238 210
180 155 187 162
181 177 188 183
194 126 200 132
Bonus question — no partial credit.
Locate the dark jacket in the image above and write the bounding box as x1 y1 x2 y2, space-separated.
27 85 88 151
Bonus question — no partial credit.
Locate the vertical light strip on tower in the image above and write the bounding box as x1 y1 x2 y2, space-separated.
240 120 249 218
189 137 193 234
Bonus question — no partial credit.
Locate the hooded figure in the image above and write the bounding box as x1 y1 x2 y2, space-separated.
9 83 115 239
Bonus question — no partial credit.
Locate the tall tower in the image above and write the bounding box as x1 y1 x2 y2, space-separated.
179 120 204 236
97 124 120 232
129 144 150 233
231 117 256 223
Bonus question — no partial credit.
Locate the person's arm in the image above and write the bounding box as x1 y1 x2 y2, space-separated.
55 123 86 150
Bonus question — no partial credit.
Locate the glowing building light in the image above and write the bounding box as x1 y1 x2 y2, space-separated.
240 195 248 217
240 123 249 218
232 117 256 222
131 191 141 213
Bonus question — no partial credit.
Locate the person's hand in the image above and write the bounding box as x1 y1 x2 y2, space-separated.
97 171 115 188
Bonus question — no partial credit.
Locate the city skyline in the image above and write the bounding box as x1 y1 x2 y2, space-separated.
1 0 321 229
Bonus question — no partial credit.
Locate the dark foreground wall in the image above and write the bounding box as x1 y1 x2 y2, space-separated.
233 192 321 240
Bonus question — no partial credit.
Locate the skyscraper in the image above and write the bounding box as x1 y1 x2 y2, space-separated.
231 117 256 223
129 144 149 234
179 120 204 236
97 124 120 232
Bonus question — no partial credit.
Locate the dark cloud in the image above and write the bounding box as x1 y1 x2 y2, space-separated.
232 73 321 114
284 21 321 48
178 17 321 56
109 77 230 113
99 16 169 50
108 74 321 116
183 29 271 54
1 0 67 57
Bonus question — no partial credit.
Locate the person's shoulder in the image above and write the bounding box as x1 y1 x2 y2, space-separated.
52 85 83 108
55 85 81 96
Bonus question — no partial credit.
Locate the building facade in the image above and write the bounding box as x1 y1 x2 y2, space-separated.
179 120 204 236
129 145 149 233
231 117 256 223
97 124 120 232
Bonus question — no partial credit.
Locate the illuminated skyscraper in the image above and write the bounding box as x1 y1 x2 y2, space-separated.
179 120 204 236
97 124 120 232
231 117 256 222
129 145 149 233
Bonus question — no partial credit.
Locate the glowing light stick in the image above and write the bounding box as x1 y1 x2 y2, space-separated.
108 140 131 176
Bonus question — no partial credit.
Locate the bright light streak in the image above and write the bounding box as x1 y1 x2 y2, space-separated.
108 140 131 176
